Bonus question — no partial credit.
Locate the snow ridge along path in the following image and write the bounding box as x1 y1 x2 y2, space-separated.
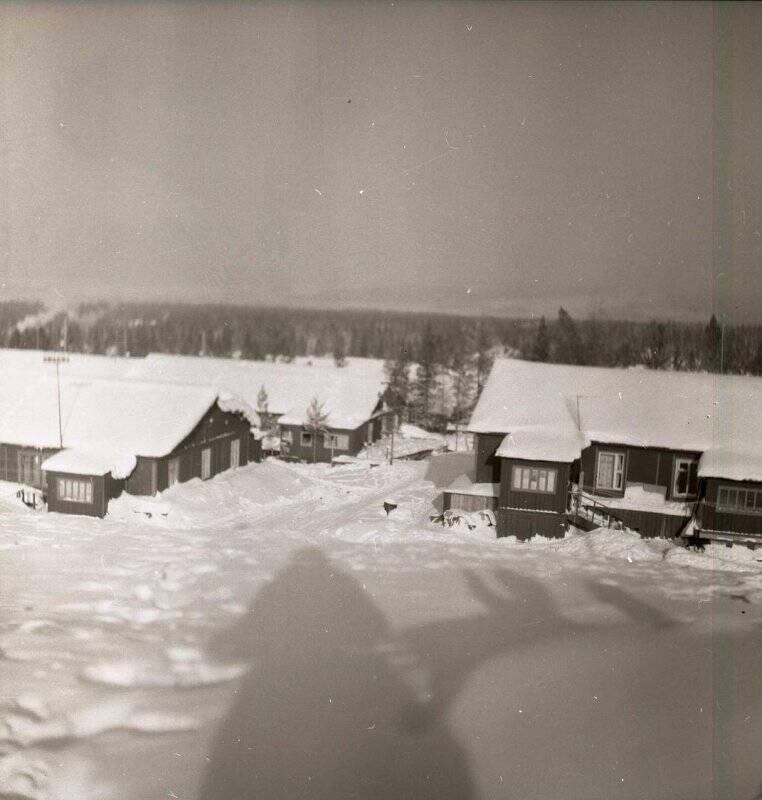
1 459 762 800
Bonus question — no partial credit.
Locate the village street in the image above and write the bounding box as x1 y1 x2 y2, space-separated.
1 460 762 800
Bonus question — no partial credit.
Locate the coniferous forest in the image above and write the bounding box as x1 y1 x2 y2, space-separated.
3 299 762 431
3 300 760 375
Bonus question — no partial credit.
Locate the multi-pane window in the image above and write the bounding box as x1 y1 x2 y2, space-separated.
230 438 240 467
300 432 314 447
596 451 625 491
716 486 762 514
672 457 699 498
57 477 93 504
323 433 349 450
512 466 557 494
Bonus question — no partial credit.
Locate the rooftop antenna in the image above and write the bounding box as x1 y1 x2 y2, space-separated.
43 354 69 448
575 394 582 431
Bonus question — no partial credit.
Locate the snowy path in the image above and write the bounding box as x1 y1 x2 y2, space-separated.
1 460 762 799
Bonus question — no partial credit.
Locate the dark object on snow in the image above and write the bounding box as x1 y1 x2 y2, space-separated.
16 487 45 510
383 501 398 516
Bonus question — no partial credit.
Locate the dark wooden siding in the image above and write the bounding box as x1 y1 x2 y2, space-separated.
474 433 504 483
46 471 107 517
495 457 571 539
697 478 762 537
496 509 568 540
125 402 251 496
580 443 701 500
611 508 691 539
0 444 59 489
279 423 368 463
498 458 571 513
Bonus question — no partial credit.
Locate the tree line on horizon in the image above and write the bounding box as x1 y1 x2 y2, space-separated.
2 300 761 429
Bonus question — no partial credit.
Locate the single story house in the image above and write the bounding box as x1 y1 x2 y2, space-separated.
466 358 762 546
133 353 390 463
0 369 258 517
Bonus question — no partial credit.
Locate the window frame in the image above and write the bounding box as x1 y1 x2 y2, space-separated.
168 456 180 487
300 431 314 447
280 429 293 444
57 476 93 504
716 485 762 515
323 432 349 451
230 438 241 468
671 456 699 500
595 450 626 492
201 447 212 480
511 465 558 494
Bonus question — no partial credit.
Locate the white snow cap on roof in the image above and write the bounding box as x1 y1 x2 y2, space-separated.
0 377 257 455
496 427 587 463
470 358 762 479
134 353 386 430
42 447 137 479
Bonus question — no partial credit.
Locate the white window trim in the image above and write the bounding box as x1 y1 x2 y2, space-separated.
511 465 557 494
323 433 349 451
595 450 625 491
201 447 212 480
230 438 241 468
300 431 314 447
672 456 698 499
281 429 293 444
57 477 93 504
168 456 180 486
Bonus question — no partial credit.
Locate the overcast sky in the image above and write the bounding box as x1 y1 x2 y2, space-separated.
1 1 761 321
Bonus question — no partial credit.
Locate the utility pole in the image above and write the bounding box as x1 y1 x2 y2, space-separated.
43 354 69 448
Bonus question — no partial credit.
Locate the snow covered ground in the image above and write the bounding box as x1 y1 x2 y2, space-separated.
1 460 762 799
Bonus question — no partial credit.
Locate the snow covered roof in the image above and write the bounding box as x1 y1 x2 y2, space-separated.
0 370 258 471
41 447 137 479
133 354 386 430
470 358 762 478
698 448 762 484
496 427 587 463
444 474 499 497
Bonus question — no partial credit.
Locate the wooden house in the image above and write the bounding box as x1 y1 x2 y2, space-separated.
0 369 258 517
131 354 390 464
467 359 762 546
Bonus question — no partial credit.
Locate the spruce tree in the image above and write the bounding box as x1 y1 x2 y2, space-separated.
531 317 550 362
305 396 330 463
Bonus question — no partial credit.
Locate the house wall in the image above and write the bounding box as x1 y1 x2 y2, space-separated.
0 444 59 489
124 403 251 496
580 443 701 500
496 457 571 539
697 478 762 537
46 471 108 517
474 433 505 483
611 508 691 539
279 420 377 463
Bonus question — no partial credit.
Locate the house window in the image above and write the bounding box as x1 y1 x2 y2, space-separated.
168 457 180 487
281 429 293 444
324 433 350 451
672 457 698 499
201 447 212 480
300 431 314 447
230 438 240 468
596 451 625 491
716 486 762 514
57 477 93 504
511 465 557 494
